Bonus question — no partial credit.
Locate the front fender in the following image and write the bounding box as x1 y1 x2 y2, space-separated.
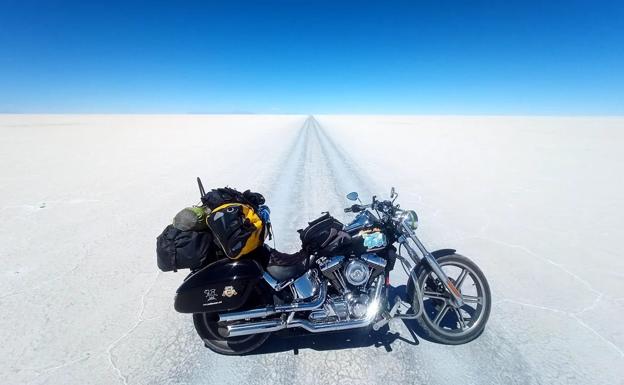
411 248 457 278
430 248 457 259
406 248 457 314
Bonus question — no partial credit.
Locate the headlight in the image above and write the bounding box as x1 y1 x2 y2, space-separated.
401 210 419 230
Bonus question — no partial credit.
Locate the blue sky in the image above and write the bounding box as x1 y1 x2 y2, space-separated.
1 0 622 114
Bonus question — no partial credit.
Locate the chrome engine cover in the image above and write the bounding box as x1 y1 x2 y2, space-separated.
343 259 370 286
319 254 387 293
292 270 320 300
309 295 350 322
346 292 370 318
309 290 373 322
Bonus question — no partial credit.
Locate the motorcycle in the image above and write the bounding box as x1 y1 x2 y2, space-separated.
173 188 491 355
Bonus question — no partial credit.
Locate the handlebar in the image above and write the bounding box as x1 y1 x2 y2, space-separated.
344 204 365 213
344 199 397 215
343 189 404 219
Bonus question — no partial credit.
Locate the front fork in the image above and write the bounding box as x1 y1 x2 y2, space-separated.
398 225 464 307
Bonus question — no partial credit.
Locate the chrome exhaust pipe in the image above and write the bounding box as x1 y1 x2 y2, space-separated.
219 281 328 323
287 318 372 333
222 319 284 336
226 277 384 337
226 316 375 337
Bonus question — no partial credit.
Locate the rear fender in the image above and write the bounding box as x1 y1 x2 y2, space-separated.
174 258 263 314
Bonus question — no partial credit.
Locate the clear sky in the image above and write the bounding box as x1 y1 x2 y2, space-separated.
1 0 623 115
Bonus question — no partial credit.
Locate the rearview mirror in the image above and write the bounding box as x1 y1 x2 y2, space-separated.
346 192 359 201
390 187 396 198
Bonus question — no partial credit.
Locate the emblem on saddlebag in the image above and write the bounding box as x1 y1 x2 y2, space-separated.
222 286 238 298
204 288 217 302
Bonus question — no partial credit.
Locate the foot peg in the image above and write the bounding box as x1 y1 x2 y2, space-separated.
372 296 413 331
393 297 412 316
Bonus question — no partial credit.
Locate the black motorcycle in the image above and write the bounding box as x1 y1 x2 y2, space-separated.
173 188 491 355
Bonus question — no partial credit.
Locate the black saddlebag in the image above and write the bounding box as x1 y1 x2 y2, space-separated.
298 213 350 255
174 258 263 313
156 225 214 272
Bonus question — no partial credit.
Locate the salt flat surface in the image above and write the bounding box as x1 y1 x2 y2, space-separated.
1 114 623 384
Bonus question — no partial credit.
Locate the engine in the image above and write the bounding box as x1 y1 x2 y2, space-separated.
310 254 386 322
318 254 387 292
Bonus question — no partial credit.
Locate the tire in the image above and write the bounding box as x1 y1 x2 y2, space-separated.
408 253 491 345
192 285 272 355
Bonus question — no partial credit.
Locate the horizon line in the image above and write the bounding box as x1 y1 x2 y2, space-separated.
1 112 624 118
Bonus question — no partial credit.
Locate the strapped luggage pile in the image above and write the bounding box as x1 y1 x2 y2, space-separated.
156 178 270 272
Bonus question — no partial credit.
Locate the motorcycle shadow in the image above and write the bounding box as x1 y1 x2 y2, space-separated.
245 285 428 356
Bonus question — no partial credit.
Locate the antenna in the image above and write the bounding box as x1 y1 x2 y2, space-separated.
197 177 206 198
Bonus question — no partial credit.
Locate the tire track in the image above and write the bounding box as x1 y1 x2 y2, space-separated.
264 116 372 248
263 117 312 250
311 116 376 199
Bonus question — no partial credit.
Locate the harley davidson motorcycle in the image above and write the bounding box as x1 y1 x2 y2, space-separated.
174 188 491 355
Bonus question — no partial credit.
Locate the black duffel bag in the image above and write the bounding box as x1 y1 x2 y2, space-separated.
201 186 265 211
156 225 214 272
298 212 350 256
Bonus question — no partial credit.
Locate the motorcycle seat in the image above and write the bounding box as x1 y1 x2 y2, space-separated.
266 261 307 281
266 249 308 281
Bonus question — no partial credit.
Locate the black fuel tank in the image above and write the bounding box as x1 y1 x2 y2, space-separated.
174 258 263 314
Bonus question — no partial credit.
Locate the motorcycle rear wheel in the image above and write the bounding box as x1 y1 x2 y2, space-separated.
409 253 491 345
193 285 272 355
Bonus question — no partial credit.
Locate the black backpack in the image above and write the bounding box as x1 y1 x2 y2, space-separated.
156 225 215 272
298 213 350 255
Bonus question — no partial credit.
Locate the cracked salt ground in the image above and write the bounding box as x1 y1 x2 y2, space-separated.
2 114 624 384
107 272 161 385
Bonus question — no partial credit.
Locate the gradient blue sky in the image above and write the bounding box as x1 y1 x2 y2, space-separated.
1 0 623 114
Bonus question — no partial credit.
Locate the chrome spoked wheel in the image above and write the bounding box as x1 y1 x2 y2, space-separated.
414 254 491 344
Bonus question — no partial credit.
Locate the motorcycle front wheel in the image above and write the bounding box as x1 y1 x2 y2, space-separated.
409 253 491 345
193 285 272 355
